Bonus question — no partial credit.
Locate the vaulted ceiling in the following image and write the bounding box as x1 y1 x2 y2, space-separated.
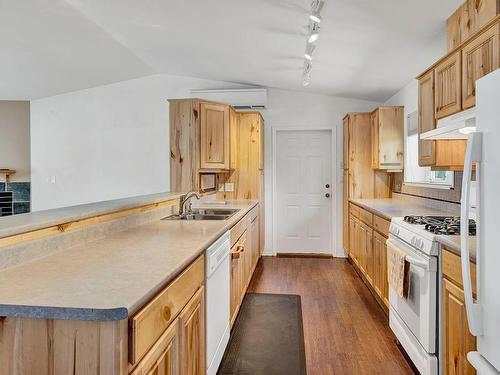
0 0 461 101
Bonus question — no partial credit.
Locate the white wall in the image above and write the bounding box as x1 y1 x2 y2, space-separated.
31 74 380 257
30 74 245 211
0 101 30 182
261 89 380 256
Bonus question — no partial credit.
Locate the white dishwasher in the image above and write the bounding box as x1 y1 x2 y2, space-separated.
206 231 230 375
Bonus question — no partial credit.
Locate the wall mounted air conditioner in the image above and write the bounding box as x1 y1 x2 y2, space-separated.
190 88 267 110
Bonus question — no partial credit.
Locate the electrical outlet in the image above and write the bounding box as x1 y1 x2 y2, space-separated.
225 183 234 192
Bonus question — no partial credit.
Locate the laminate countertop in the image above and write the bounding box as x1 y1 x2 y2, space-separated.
0 192 183 239
349 198 476 262
0 200 258 321
349 198 456 220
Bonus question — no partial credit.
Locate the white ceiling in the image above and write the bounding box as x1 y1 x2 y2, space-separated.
0 0 462 101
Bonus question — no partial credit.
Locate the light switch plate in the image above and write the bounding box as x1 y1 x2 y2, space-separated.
218 184 225 192
225 183 234 192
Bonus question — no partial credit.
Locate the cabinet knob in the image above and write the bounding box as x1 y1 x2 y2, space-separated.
162 306 171 321
325 193 330 198
325 184 330 188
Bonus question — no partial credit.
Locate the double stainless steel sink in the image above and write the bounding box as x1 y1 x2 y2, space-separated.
163 208 240 221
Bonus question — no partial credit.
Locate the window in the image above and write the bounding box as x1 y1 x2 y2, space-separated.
404 112 454 188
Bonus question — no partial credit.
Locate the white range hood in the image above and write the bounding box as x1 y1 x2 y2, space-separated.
420 107 476 140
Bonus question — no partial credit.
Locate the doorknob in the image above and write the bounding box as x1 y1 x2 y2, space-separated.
325 184 330 188
325 193 330 198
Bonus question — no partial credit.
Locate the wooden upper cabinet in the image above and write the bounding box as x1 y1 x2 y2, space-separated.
229 107 240 170
371 107 404 171
178 286 205 375
418 70 436 166
442 278 477 375
462 22 499 108
200 102 230 169
435 51 462 119
447 0 499 50
343 115 350 170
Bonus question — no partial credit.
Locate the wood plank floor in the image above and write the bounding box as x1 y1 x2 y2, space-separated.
247 256 415 375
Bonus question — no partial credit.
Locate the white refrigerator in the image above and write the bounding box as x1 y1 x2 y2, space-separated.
461 68 500 374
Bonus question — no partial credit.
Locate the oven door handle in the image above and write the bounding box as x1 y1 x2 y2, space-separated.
405 255 429 270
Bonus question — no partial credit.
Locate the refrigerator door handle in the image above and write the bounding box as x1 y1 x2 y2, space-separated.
461 132 483 336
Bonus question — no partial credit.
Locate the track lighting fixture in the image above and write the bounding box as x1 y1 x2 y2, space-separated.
302 0 326 86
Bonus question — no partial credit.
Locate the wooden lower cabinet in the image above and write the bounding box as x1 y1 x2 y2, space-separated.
178 287 205 375
131 321 179 375
442 278 477 375
347 203 389 310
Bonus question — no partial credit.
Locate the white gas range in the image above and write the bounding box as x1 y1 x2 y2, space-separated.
387 215 476 375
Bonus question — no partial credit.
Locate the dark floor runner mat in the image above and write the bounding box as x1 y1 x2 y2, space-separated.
217 293 307 375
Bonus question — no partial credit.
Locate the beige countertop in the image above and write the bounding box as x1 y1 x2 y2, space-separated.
349 198 457 220
350 197 477 262
0 200 258 321
0 192 183 239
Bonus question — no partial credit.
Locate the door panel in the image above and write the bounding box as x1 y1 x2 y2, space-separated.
418 70 436 166
276 130 332 254
200 103 229 169
435 52 462 119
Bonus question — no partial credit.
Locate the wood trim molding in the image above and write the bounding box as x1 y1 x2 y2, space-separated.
0 199 178 249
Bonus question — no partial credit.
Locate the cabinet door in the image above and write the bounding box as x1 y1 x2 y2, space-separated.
251 217 260 271
372 232 383 298
343 116 350 169
230 243 242 326
343 171 349 253
239 231 250 297
435 52 462 119
358 222 367 274
462 23 499 109
381 237 388 307
370 111 379 169
365 226 374 285
130 321 179 375
418 70 436 166
178 287 205 375
378 107 404 170
229 108 240 170
348 215 356 261
442 279 477 375
200 103 229 169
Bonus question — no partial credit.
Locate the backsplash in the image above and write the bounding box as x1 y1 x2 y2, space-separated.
0 182 30 216
392 172 462 203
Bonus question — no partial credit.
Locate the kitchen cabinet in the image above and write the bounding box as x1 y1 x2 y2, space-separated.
462 23 499 108
447 0 499 51
130 319 179 375
370 107 404 171
348 202 390 310
200 102 230 170
435 51 462 119
442 279 477 375
418 70 436 167
178 287 205 375
442 248 478 375
229 207 260 327
417 15 499 171
343 112 391 256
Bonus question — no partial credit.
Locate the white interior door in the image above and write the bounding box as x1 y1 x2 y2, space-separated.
276 130 332 254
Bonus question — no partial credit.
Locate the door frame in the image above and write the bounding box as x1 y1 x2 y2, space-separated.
271 126 338 257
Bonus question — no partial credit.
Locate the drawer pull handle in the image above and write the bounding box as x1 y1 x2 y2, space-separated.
238 245 245 252
162 306 171 321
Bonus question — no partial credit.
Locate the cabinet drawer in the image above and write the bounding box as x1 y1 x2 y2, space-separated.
231 215 248 247
359 207 373 226
247 205 258 223
350 203 360 218
442 249 476 295
373 215 390 237
129 255 204 365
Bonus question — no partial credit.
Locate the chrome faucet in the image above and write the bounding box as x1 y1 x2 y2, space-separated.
179 191 201 215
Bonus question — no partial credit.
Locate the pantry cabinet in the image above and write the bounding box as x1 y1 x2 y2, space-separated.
370 107 404 171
